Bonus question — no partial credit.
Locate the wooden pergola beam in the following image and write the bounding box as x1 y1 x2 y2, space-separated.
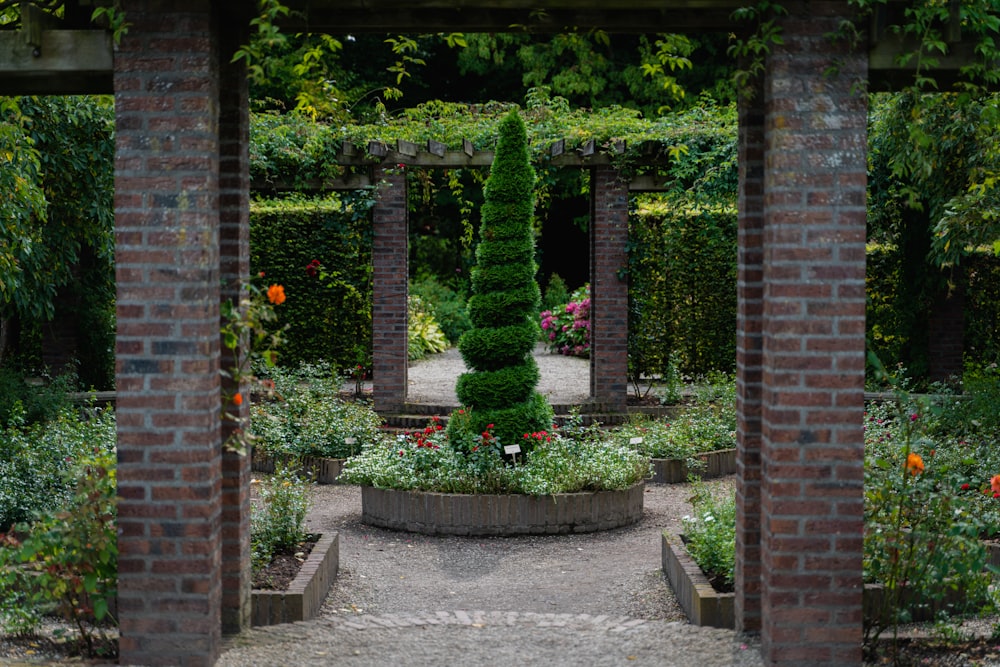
0 29 112 94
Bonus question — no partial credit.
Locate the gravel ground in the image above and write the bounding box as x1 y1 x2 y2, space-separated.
216 478 765 667
405 344 594 406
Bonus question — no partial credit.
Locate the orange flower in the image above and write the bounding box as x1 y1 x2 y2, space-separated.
991 474 1000 494
267 284 286 305
905 452 924 476
232 392 243 406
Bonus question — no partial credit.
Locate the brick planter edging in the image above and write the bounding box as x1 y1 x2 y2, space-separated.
361 483 645 536
661 531 734 629
650 449 737 484
252 450 347 485
251 532 340 626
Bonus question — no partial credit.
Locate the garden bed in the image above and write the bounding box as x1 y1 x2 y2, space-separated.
661 531 734 628
250 532 340 626
252 450 346 485
360 483 645 536
649 448 736 484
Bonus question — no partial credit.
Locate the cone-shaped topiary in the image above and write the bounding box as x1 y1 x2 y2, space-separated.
450 110 553 454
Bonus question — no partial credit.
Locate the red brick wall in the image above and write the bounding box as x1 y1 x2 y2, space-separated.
759 3 867 664
372 169 409 412
735 79 765 634
114 2 224 665
590 165 629 410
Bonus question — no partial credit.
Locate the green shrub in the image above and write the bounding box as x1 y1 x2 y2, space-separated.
454 110 552 449
541 273 570 312
251 362 383 459
410 275 472 345
0 368 76 428
0 450 118 658
408 294 450 360
251 460 310 578
616 373 736 461
863 396 994 648
0 403 116 531
681 481 736 591
340 415 650 495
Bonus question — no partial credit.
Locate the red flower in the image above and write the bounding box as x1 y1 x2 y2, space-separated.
904 452 924 476
305 259 321 278
991 474 1000 494
232 392 243 407
962 483 971 490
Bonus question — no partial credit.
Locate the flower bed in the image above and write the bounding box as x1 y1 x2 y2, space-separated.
649 449 736 484
661 531 734 628
251 532 339 626
361 483 644 536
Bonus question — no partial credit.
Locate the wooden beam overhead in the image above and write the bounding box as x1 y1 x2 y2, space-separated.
0 29 112 94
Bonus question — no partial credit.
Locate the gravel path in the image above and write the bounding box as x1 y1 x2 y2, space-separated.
218 479 763 667
218 349 761 666
405 344 594 406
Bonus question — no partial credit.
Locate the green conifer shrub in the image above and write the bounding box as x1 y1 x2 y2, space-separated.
450 110 553 452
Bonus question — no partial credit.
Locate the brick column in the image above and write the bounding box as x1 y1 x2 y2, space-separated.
735 77 765 634
590 164 628 410
114 3 223 665
759 3 868 665
218 2 252 635
372 168 408 413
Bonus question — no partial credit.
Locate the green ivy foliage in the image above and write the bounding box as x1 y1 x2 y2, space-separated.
0 96 115 386
452 110 553 450
250 194 373 371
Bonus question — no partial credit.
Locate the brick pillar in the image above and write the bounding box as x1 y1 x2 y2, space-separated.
759 3 868 665
114 3 223 665
735 77 765 634
590 164 628 410
218 2 252 635
372 168 408 413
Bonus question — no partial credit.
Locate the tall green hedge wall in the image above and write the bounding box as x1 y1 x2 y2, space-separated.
628 201 738 379
250 195 373 371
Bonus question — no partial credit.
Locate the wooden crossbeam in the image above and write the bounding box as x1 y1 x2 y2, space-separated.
0 29 112 94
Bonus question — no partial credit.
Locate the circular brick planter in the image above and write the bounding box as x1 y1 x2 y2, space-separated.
361 483 645 536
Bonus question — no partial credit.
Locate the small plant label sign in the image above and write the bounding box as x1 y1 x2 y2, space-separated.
629 437 644 445
504 444 522 455
345 437 356 445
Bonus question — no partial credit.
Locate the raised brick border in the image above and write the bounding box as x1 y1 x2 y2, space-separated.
251 532 339 626
649 449 737 484
662 531 735 629
251 451 347 485
360 483 644 535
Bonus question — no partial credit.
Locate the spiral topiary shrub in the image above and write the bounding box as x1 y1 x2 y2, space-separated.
450 110 553 452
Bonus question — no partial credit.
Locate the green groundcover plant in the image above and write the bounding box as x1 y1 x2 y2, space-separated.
251 362 383 459
251 460 311 582
0 447 118 659
339 413 651 496
681 480 736 592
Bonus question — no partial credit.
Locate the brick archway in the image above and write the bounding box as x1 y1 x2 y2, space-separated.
370 162 630 415
106 0 870 664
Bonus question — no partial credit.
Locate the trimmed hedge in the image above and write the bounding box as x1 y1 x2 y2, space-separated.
453 111 552 449
250 195 373 371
